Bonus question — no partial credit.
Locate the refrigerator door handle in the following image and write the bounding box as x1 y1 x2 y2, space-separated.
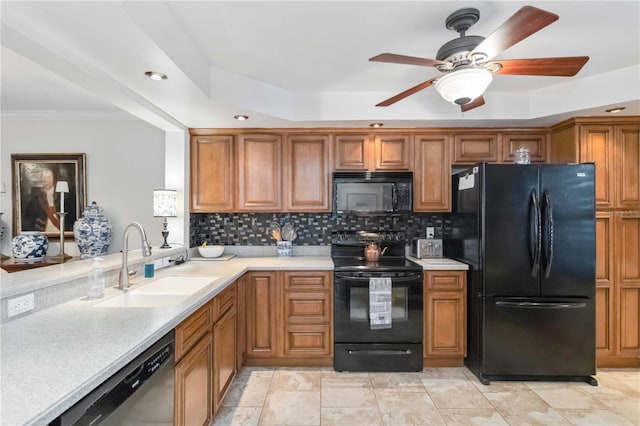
542 189 555 278
529 189 541 277
495 300 587 309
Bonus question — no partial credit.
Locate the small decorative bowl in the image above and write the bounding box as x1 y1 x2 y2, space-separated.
12 232 49 261
198 245 224 258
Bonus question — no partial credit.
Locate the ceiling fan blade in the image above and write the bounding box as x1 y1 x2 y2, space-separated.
471 6 559 60
369 53 446 68
461 96 485 112
376 77 438 107
491 57 589 76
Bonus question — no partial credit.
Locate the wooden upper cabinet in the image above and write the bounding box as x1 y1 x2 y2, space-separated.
580 125 615 209
374 134 412 170
190 135 234 212
285 134 331 211
414 134 451 212
453 133 500 164
237 134 282 211
334 133 412 171
502 132 548 163
616 125 640 209
334 134 370 170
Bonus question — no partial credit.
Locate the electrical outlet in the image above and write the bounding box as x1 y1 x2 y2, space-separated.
426 227 435 238
8 293 35 317
154 258 164 270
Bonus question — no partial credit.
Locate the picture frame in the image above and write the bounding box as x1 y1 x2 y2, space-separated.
11 153 87 238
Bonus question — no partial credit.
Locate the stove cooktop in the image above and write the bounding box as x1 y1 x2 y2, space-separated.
332 257 423 273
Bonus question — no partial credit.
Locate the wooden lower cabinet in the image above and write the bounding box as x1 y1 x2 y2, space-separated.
423 270 467 366
174 281 238 425
175 331 213 426
246 271 280 358
213 306 237 412
596 212 640 367
236 274 247 369
245 270 333 365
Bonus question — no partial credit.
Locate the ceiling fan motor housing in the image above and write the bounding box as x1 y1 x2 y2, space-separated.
436 35 485 64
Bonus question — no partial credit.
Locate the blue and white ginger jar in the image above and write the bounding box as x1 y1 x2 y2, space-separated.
73 201 113 258
12 232 48 260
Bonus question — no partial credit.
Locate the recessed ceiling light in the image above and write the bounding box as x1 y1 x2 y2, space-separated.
145 71 168 81
234 114 249 121
370 123 384 128
605 107 626 113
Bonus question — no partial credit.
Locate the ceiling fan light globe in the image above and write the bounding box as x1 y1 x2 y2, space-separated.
435 68 493 105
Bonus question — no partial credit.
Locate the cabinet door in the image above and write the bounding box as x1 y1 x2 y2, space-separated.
285 134 331 211
615 125 640 209
334 134 370 170
615 214 640 357
190 135 234 212
424 271 466 358
502 132 549 163
453 133 500 163
213 307 237 412
174 333 213 426
175 303 213 362
374 134 412 170
246 271 280 357
414 134 451 212
237 134 282 211
579 125 615 209
596 212 615 359
236 275 247 369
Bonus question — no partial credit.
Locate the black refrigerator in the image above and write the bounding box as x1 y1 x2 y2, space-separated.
446 162 597 386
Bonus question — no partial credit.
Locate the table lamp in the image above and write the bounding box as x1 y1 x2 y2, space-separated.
153 189 177 249
53 181 72 260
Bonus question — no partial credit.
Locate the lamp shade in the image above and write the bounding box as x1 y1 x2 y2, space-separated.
55 181 69 193
435 68 493 106
153 189 177 217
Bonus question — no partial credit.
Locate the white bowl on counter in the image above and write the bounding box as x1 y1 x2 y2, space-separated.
198 245 224 258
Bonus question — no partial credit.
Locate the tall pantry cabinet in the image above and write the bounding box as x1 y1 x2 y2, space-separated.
551 117 640 367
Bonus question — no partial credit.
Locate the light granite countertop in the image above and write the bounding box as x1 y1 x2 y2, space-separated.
0 253 467 425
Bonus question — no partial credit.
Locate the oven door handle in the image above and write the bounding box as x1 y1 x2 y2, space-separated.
335 275 422 282
347 349 413 355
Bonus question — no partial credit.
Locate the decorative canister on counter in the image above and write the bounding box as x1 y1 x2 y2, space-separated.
277 240 293 257
11 231 49 261
73 201 113 258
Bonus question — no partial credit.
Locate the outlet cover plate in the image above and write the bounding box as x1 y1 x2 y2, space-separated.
8 293 35 317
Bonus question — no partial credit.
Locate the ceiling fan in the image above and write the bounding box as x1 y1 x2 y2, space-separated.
370 5 589 111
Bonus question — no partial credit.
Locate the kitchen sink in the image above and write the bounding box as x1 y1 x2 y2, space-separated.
94 275 218 308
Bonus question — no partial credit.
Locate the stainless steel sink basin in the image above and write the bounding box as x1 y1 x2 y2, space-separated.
94 275 218 308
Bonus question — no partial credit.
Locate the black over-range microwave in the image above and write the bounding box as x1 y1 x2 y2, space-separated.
332 172 413 214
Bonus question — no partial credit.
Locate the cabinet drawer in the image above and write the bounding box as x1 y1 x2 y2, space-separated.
175 303 213 361
425 271 465 291
213 283 236 321
284 292 331 323
283 271 331 291
283 324 332 357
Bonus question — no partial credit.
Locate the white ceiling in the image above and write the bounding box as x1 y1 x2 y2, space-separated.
1 1 639 130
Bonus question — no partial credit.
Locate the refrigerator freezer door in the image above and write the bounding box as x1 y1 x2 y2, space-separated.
482 297 596 377
483 164 540 296
539 164 595 298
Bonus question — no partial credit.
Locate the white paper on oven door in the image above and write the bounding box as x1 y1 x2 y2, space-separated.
369 277 392 329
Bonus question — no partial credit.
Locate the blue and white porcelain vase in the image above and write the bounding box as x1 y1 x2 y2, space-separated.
73 201 113 258
12 232 49 260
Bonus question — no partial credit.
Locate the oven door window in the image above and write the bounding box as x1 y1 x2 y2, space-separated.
349 287 408 321
335 183 394 212
334 277 423 344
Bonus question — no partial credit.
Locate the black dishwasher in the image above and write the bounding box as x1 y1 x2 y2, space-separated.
52 330 175 426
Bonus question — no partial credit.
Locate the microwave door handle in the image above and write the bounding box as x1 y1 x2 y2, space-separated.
392 184 398 211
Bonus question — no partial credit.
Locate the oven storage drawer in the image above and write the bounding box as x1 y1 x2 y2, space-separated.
334 343 423 372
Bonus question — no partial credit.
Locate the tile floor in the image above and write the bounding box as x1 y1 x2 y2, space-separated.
213 366 640 426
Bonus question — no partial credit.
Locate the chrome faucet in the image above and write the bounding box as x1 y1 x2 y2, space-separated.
118 222 153 290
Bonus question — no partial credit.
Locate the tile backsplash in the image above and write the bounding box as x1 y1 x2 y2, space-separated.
189 212 447 247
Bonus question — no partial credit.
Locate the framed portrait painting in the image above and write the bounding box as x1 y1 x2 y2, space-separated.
11 153 87 238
